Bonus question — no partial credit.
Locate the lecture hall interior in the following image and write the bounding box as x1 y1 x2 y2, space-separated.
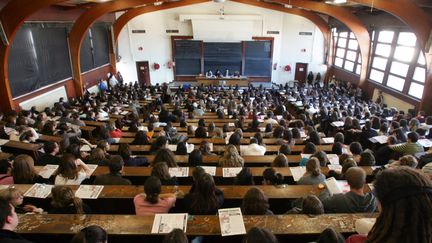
0 0 431 243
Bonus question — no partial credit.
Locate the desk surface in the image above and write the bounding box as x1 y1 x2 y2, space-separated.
17 213 377 236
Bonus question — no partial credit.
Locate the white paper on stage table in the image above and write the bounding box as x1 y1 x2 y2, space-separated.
218 207 246 236
290 166 306 182
38 164 59 179
151 213 188 234
322 137 335 144
222 167 243 177
24 183 53 198
169 167 189 177
201 166 216 176
75 185 104 199
327 154 340 165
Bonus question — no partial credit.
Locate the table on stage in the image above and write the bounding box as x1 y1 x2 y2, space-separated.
195 76 249 86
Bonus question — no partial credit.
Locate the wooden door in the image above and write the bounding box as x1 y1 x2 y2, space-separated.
294 62 308 84
136 61 150 86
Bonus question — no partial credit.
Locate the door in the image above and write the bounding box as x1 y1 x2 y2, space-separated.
136 61 151 86
294 62 308 84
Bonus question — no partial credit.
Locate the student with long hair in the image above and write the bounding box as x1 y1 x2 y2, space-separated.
54 153 92 185
118 143 148 166
134 176 176 216
241 187 273 215
298 158 325 185
151 162 178 185
0 187 42 214
183 173 224 215
364 167 431 243
153 148 178 167
218 145 244 167
49 186 90 214
12 155 46 184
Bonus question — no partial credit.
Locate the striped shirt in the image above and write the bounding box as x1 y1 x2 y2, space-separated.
390 142 424 156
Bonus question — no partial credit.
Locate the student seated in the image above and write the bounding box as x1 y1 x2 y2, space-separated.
0 160 13 185
36 141 61 166
134 176 177 216
93 155 131 185
262 168 284 185
319 167 377 213
70 225 107 243
390 131 424 156
241 187 273 215
183 173 224 215
351 167 432 243
12 155 47 184
151 162 178 186
298 158 326 185
234 167 254 185
0 187 42 214
219 145 244 167
49 186 91 214
240 138 266 156
242 227 278 243
286 195 324 215
54 153 92 185
0 198 33 243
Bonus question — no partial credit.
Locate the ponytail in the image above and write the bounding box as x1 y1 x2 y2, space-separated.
275 173 284 185
73 197 84 214
146 193 159 204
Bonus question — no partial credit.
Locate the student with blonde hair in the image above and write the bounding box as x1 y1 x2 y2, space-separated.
49 186 90 214
218 145 244 167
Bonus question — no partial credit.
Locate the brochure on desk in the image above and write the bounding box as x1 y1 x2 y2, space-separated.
24 183 53 198
218 207 246 236
151 213 188 234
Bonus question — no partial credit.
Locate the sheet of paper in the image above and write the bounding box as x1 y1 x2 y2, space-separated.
218 208 246 236
138 126 148 132
327 164 342 173
38 164 59 179
368 183 374 191
201 166 216 176
331 121 344 127
75 185 104 199
372 135 388 144
169 167 189 177
300 154 312 159
290 166 306 182
166 144 177 152
300 131 307 138
324 177 350 196
0 185 9 190
327 154 340 165
0 139 9 146
322 137 335 144
151 213 188 234
112 138 121 143
418 139 432 148
80 145 92 152
86 164 98 175
120 111 129 115
24 183 53 198
222 167 243 177
228 123 235 127
225 132 234 144
186 143 195 154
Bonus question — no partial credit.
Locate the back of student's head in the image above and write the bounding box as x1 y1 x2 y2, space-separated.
242 227 278 243
108 155 124 173
272 154 289 167
279 144 291 155
303 142 317 154
334 132 345 144
349 142 363 155
51 186 84 214
44 141 58 154
70 225 108 243
331 142 343 155
316 228 345 243
262 168 284 185
345 167 366 190
235 167 254 185
399 155 418 168
367 167 432 243
407 132 419 142
162 228 188 243
306 157 321 177
0 198 13 229
312 151 329 167
188 149 202 167
341 158 357 175
241 187 269 215
301 195 324 215
359 151 376 166
144 176 162 204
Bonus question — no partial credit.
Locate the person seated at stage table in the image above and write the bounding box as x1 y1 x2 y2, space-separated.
319 167 377 213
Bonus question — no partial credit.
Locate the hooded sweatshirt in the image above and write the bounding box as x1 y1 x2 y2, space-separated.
319 190 377 213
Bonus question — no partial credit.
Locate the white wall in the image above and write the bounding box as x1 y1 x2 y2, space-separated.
116 1 326 85
19 86 68 111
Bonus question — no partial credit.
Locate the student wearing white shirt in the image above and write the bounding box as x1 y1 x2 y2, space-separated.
54 154 92 185
241 138 266 156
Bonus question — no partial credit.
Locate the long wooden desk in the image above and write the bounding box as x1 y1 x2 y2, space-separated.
196 76 249 86
17 213 377 237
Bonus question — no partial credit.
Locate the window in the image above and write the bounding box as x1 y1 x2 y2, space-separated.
368 29 427 100
332 29 362 74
